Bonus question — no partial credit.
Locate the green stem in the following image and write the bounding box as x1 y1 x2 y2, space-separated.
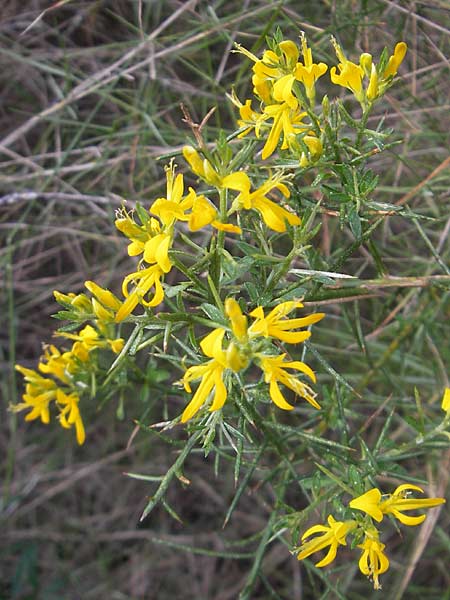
212 187 228 294
140 429 202 521
356 108 370 148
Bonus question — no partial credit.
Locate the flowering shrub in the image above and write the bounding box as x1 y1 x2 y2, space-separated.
11 33 447 592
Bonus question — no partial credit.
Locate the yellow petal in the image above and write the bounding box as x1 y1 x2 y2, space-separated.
91 297 115 322
282 360 316 382
389 510 426 526
269 380 295 410
367 65 378 101
115 292 140 322
222 172 251 193
350 488 383 522
188 195 217 231
279 40 299 63
225 298 248 340
315 542 339 568
262 112 284 160
209 367 227 411
84 281 122 310
253 197 300 232
211 221 242 234
200 328 226 359
181 369 215 422
383 42 407 78
271 329 311 344
182 145 204 176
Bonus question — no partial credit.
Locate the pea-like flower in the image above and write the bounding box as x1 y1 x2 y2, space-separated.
294 33 328 105
115 264 165 323
248 300 324 344
349 484 445 526
260 103 309 160
182 298 324 421
182 145 222 188
56 389 85 446
297 515 356 567
181 328 230 423
236 40 300 106
222 171 300 232
84 280 122 323
11 366 57 425
225 298 248 342
330 38 407 109
330 37 365 105
357 529 390 590
150 162 191 228
258 353 320 410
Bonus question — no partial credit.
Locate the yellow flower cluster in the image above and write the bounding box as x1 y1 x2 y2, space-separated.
181 299 324 422
331 38 407 110
114 159 248 322
54 280 123 325
231 34 407 162
11 324 124 445
184 147 301 232
297 483 445 589
232 34 326 164
11 33 409 458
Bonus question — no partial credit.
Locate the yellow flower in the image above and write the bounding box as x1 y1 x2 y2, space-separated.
53 290 92 313
116 207 173 272
366 64 380 102
383 42 407 79
442 387 450 412
90 298 115 322
294 32 328 105
181 328 228 422
11 366 57 424
330 38 365 105
84 280 122 312
229 89 313 161
248 300 324 344
358 530 389 590
186 190 241 235
182 146 222 187
298 134 323 168
272 74 298 109
224 299 250 371
10 392 54 424
349 484 445 525
187 192 217 230
56 389 86 445
115 209 157 255
330 39 407 107
141 231 172 273
108 338 125 353
150 162 192 228
297 515 356 567
115 264 164 322
57 324 122 358
228 90 269 139
236 40 300 105
56 281 120 325
261 103 308 160
362 43 407 101
222 171 300 233
225 298 248 341
258 353 320 410
38 344 74 382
